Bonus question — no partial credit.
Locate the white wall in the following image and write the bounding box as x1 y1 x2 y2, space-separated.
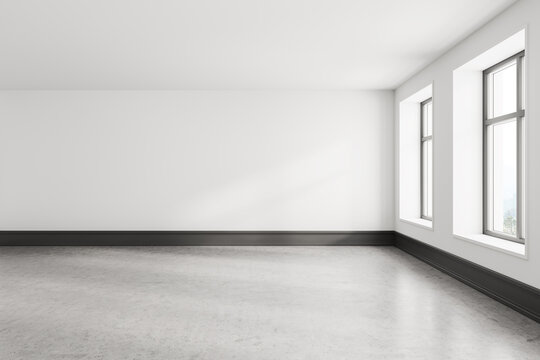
0 90 394 231
395 0 540 288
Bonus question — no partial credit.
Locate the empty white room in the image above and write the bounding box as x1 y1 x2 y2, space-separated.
1 0 540 359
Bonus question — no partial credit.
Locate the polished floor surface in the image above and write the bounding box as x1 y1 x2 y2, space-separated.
1 246 539 359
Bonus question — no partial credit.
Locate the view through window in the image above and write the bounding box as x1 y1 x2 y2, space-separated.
421 98 433 220
483 51 525 242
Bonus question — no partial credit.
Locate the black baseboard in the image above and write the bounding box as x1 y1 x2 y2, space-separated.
395 232 540 323
0 230 395 246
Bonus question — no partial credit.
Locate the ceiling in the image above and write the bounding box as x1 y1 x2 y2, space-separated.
0 0 517 90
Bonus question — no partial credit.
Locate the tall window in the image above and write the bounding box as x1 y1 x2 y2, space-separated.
421 98 433 220
483 51 525 243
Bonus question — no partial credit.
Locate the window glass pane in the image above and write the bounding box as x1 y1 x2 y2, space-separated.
492 120 517 236
426 139 433 218
421 139 432 218
520 56 525 111
426 102 432 136
422 104 428 137
422 141 428 216
492 62 517 117
421 101 432 137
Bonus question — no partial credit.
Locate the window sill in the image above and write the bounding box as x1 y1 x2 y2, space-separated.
400 218 433 231
454 233 526 259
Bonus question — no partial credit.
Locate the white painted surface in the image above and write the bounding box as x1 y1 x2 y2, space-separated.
0 90 394 231
395 0 540 288
0 0 515 90
452 69 484 236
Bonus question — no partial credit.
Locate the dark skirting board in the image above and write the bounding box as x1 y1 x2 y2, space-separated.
395 232 540 323
0 230 395 246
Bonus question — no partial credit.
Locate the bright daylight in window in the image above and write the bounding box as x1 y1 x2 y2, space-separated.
421 98 433 220
483 51 525 242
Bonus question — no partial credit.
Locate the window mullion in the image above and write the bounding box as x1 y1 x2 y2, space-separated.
485 110 524 125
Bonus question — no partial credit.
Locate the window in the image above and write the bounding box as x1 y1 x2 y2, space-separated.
483 51 525 243
399 83 433 229
421 98 433 220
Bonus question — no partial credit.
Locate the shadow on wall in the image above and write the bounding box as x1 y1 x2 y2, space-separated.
172 142 368 229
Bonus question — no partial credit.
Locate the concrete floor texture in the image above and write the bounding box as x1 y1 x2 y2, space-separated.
1 246 539 360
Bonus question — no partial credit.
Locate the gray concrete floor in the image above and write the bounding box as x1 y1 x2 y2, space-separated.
1 246 539 360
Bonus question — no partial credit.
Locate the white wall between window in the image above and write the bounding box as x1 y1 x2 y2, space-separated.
0 90 394 231
395 0 540 288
